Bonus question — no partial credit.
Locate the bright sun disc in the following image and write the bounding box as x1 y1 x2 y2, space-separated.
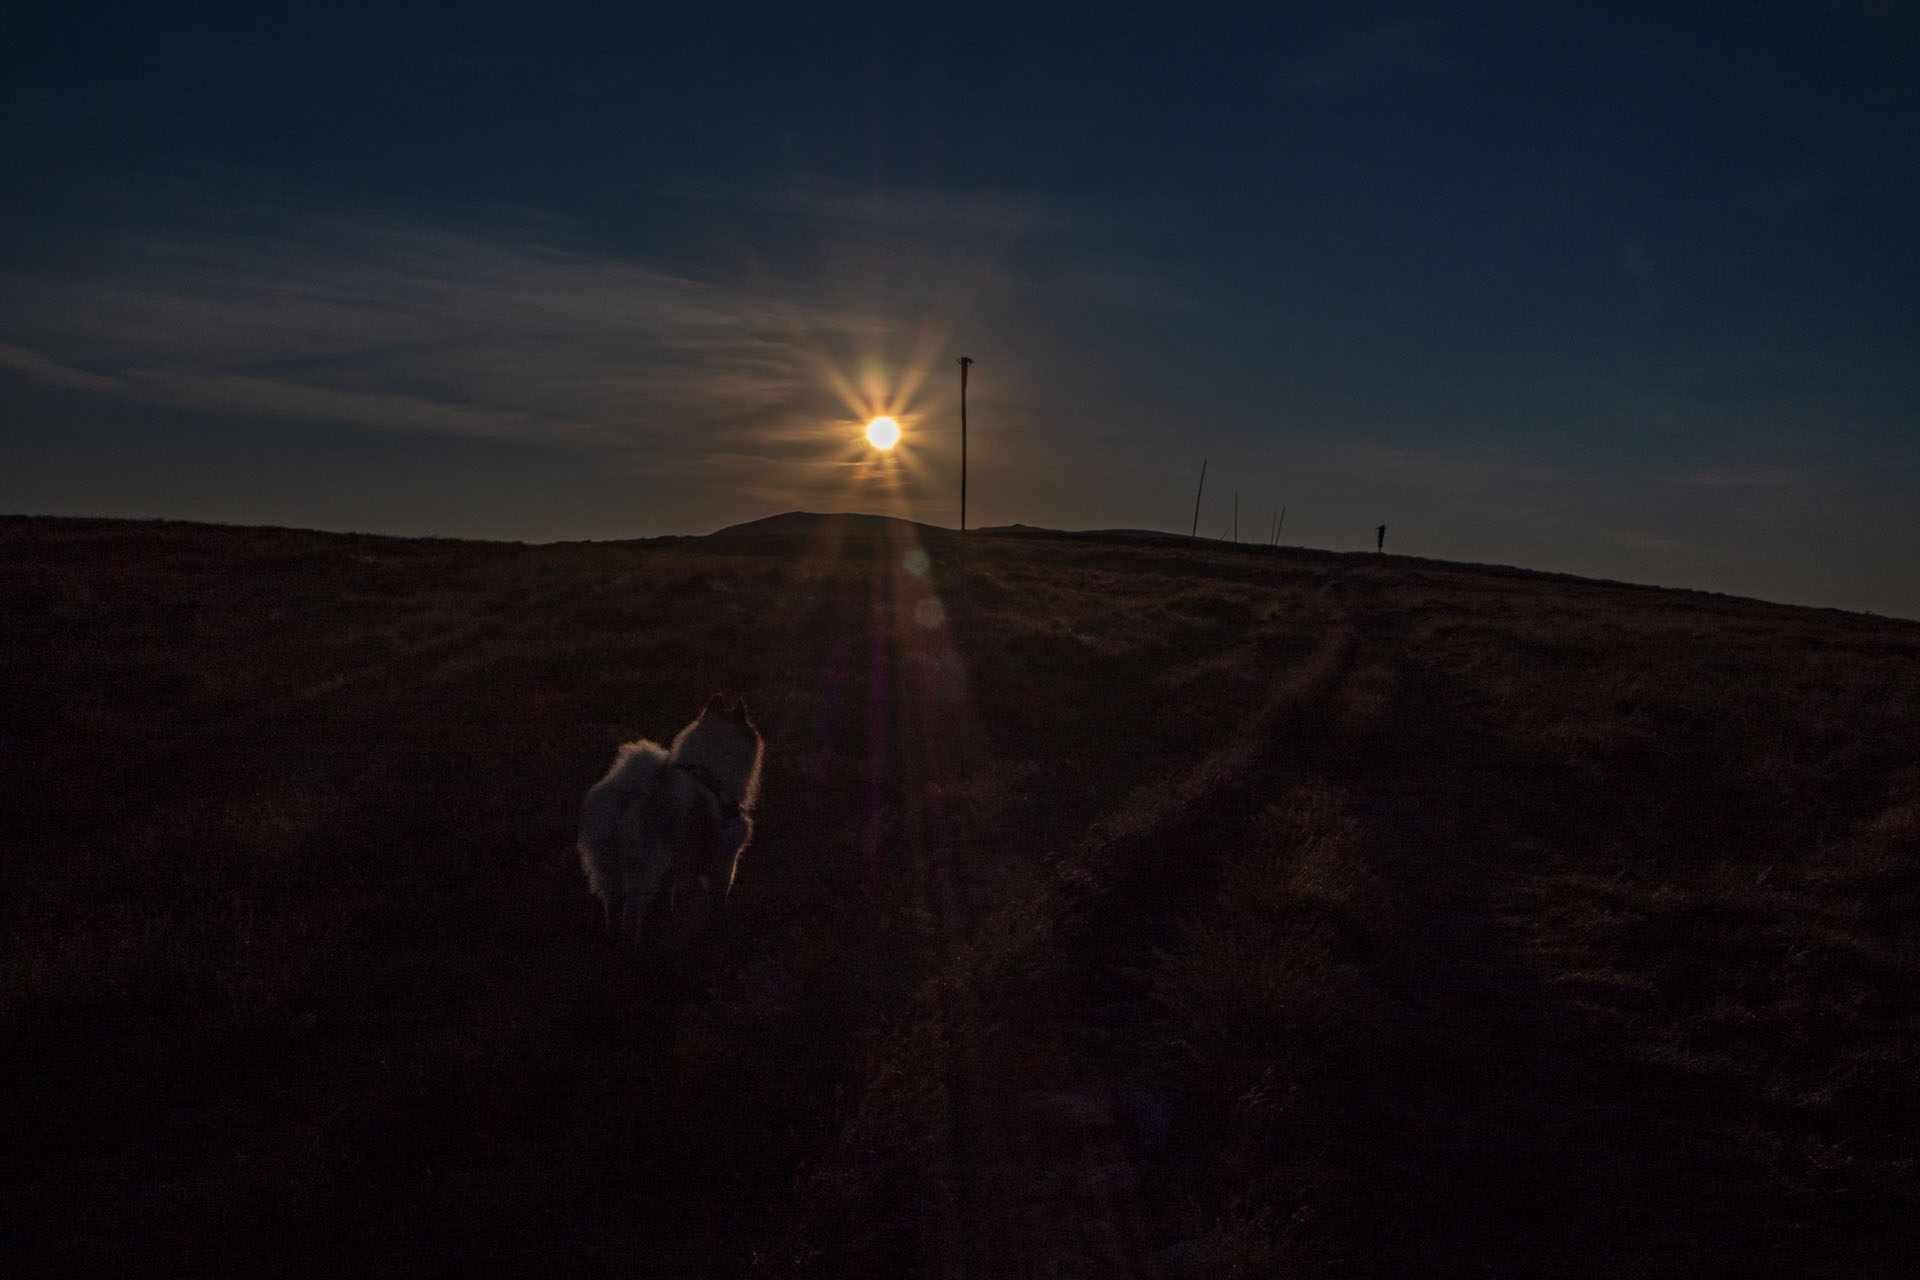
865 416 900 449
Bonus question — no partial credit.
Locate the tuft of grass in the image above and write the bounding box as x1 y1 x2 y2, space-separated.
1153 780 1396 1114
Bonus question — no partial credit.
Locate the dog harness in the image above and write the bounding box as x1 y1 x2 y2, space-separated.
671 761 744 824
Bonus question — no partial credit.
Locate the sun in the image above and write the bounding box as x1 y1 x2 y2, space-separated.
865 416 901 449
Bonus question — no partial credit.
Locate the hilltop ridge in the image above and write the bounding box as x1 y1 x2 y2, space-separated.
707 510 952 539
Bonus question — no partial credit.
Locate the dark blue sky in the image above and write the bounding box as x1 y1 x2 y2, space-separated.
5 2 1917 615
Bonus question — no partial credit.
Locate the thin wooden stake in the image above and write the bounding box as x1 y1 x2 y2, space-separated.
958 356 973 534
1190 458 1207 537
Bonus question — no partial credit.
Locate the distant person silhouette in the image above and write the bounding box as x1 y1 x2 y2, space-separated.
1376 524 1386 553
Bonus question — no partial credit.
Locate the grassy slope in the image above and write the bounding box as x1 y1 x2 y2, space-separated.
3 515 1917 1276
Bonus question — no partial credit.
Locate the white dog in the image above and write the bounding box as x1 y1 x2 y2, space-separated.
578 694 764 943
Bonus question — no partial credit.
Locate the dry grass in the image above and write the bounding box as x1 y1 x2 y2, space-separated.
3 515 1917 1276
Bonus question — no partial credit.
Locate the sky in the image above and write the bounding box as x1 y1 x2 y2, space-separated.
4 2 1917 617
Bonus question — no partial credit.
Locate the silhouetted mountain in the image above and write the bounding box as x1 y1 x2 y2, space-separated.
707 511 952 540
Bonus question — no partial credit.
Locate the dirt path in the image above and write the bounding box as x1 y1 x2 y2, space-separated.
944 612 1819 1276
928 623 1364 1275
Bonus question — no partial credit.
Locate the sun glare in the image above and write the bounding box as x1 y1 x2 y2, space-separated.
865 416 901 450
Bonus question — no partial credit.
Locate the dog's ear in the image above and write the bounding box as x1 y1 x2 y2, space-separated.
703 692 728 717
730 697 752 724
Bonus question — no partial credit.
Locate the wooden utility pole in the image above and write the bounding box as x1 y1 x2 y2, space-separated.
958 356 973 533
1190 458 1207 537
1233 491 1239 543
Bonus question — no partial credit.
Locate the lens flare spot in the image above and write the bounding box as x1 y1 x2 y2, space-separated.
914 597 946 629
903 549 930 577
866 416 901 449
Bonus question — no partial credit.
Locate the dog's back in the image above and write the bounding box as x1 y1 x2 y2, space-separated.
624 764 730 915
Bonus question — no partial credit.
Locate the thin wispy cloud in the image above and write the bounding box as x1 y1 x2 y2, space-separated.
1304 439 1565 492
772 177 1053 238
0 187 866 459
1656 465 1816 492
0 342 120 394
1278 15 1455 94
695 176 1202 321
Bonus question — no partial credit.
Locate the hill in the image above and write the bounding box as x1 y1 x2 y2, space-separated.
4 513 1918 1275
709 510 953 540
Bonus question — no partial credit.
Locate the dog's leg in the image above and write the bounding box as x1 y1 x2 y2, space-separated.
716 813 753 904
615 773 693 945
620 842 674 944
577 835 624 939
602 884 624 939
